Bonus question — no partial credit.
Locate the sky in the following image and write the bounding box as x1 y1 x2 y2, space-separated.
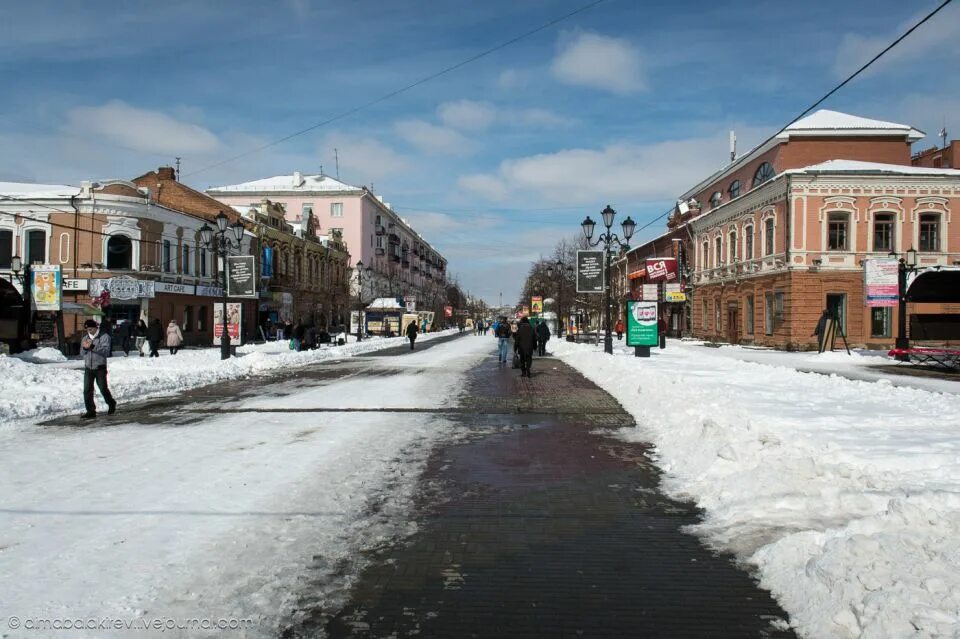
2 0 959 304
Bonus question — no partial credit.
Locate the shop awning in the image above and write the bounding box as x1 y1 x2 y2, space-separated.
627 268 647 280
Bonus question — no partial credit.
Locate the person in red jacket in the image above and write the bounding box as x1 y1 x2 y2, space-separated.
614 318 625 341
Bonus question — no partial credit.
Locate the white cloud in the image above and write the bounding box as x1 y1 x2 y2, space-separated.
832 4 960 78
437 100 496 131
497 69 524 89
394 119 471 155
458 127 769 206
509 108 574 128
66 100 220 155
551 31 645 94
320 132 409 183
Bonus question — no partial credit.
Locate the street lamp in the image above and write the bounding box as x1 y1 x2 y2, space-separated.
200 211 245 360
891 246 918 361
581 205 635 354
355 260 364 342
546 259 574 338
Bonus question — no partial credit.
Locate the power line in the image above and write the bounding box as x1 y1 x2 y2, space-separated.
183 0 610 178
632 0 955 237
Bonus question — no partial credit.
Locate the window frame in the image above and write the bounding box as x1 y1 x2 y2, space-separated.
764 217 775 256
0 229 13 269
106 234 134 270
827 212 849 251
752 162 775 187
744 225 754 261
870 306 892 338
162 239 172 273
872 212 895 253
330 202 344 217
919 213 941 252
728 180 741 199
26 229 46 265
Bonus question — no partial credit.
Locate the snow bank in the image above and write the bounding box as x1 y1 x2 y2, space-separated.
12 346 68 363
552 339 960 639
0 330 457 425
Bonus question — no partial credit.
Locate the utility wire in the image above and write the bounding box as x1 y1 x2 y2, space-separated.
632 0 955 236
183 0 609 178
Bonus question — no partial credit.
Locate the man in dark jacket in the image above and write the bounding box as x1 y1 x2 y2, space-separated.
146 318 163 357
80 319 117 419
115 319 132 356
513 317 536 377
535 320 551 356
405 320 419 350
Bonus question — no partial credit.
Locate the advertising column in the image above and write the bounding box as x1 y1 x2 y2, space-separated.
626 300 658 357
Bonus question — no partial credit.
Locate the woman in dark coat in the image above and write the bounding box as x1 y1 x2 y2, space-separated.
535 320 551 356
405 320 419 351
513 317 536 377
146 318 163 358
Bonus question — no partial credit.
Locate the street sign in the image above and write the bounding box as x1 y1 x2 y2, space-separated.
577 250 604 293
227 256 257 298
626 301 658 347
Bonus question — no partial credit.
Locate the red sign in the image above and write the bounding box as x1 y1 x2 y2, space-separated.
444 305 453 318
645 257 678 282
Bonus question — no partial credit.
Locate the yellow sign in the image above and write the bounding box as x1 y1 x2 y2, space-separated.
531 296 543 314
666 291 687 302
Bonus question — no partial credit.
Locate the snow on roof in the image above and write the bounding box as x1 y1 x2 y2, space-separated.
366 297 405 309
207 172 364 194
791 159 960 176
781 110 924 141
0 181 80 199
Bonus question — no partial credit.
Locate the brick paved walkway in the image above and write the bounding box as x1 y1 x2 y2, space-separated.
283 350 796 638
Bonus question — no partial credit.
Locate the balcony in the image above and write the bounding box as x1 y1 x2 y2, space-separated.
388 233 400 244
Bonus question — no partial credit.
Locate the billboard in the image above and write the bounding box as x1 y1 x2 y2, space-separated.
626 301 659 347
30 264 62 311
577 250 604 293
531 296 543 314
213 302 242 345
227 256 257 297
444 305 453 318
645 257 678 283
864 259 898 307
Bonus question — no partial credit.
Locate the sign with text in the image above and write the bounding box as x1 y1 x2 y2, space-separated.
626 300 659 347
531 296 543 314
577 250 604 293
227 256 257 298
404 295 417 312
641 284 658 301
154 281 196 295
213 302 242 345
645 257 678 283
864 258 898 307
62 278 88 292
444 305 453 318
89 276 154 301
31 264 62 311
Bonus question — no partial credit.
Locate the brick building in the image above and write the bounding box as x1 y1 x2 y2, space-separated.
912 139 958 169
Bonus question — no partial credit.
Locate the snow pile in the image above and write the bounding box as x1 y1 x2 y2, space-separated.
0 330 457 425
12 346 68 363
551 339 960 639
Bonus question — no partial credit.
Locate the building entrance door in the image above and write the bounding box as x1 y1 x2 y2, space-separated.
727 305 739 344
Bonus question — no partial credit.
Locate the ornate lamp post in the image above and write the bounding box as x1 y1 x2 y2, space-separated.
200 211 245 360
355 260 364 342
546 259 574 338
892 246 918 361
581 205 635 354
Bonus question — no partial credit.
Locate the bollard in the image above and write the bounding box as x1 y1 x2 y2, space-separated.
659 332 666 349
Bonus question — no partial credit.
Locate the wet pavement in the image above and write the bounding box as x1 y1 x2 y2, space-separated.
281 351 796 638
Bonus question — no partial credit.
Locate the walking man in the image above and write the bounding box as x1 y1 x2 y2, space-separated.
495 316 511 363
535 319 551 356
514 317 536 378
146 318 163 357
115 319 132 356
80 319 116 419
406 319 419 350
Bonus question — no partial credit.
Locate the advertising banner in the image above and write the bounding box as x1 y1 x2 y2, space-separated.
645 257 678 283
864 259 898 307
626 300 659 347
531 296 543 314
444 305 453 318
641 283 659 301
404 295 417 312
521 305 530 316
31 264 62 311
665 282 685 302
89 276 155 301
577 250 604 293
213 302 242 345
227 255 257 298
261 247 273 277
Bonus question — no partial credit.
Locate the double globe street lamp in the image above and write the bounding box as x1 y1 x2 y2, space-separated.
545 259 573 338
890 246 918 361
581 205 635 355
200 212 245 360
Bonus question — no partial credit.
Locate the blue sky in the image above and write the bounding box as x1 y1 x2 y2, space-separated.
2 0 958 303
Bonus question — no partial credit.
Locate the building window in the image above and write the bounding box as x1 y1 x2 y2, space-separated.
331 202 343 217
764 293 774 335
745 295 755 334
919 213 941 252
729 180 741 199
729 231 738 262
162 240 172 272
0 229 12 268
183 305 194 332
198 305 207 332
26 229 46 264
302 203 313 217
764 218 775 255
200 247 208 277
873 213 895 252
715 302 721 333
752 162 775 187
106 235 133 270
182 244 191 275
714 236 722 267
709 191 722 209
701 241 709 271
744 226 754 260
870 307 891 338
702 299 708 330
774 291 785 320
827 212 849 251
826 293 847 336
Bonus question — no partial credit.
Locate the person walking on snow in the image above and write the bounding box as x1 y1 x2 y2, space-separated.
495 316 511 363
405 320 419 350
614 318 625 341
146 318 163 357
535 319 551 356
135 319 147 356
513 317 536 378
115 319 132 356
80 318 116 419
166 319 184 355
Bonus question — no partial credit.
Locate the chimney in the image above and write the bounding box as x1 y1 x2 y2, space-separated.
157 166 176 180
292 170 303 187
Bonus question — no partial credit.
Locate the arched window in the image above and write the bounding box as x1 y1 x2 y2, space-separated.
728 180 741 199
709 191 722 209
764 217 776 255
702 240 709 270
106 235 133 270
752 162 775 187
162 240 172 272
728 230 738 262
744 226 754 260
26 229 46 264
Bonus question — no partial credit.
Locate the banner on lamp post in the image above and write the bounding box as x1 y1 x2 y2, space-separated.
864 258 898 307
213 302 242 345
531 296 543 314
30 264 62 311
576 250 604 293
626 300 659 347
227 255 257 297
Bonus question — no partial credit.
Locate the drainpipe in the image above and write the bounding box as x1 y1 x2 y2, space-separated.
784 175 792 346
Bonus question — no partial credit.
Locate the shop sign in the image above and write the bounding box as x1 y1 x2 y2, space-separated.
531 296 543 314
196 285 224 298
213 302 242 345
89 276 155 300
444 305 453 318
864 258 898 307
626 300 659 347
404 295 417 312
642 284 658 301
227 255 257 298
62 278 88 292
154 281 196 295
666 291 687 302
645 257 678 282
31 264 62 311
577 250 604 293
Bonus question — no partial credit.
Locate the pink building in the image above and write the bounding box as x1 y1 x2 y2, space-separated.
207 172 448 307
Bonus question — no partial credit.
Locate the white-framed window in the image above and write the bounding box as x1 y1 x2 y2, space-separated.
827 212 849 251
302 203 314 217
106 235 134 270
701 240 709 271
59 233 70 264
745 295 754 335
872 213 895 252
764 293 774 335
26 229 46 264
162 240 172 272
182 244 191 275
331 202 343 217
744 225 754 260
919 213 941 252
764 217 775 255
714 236 722 267
375 236 385 250
728 230 738 263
